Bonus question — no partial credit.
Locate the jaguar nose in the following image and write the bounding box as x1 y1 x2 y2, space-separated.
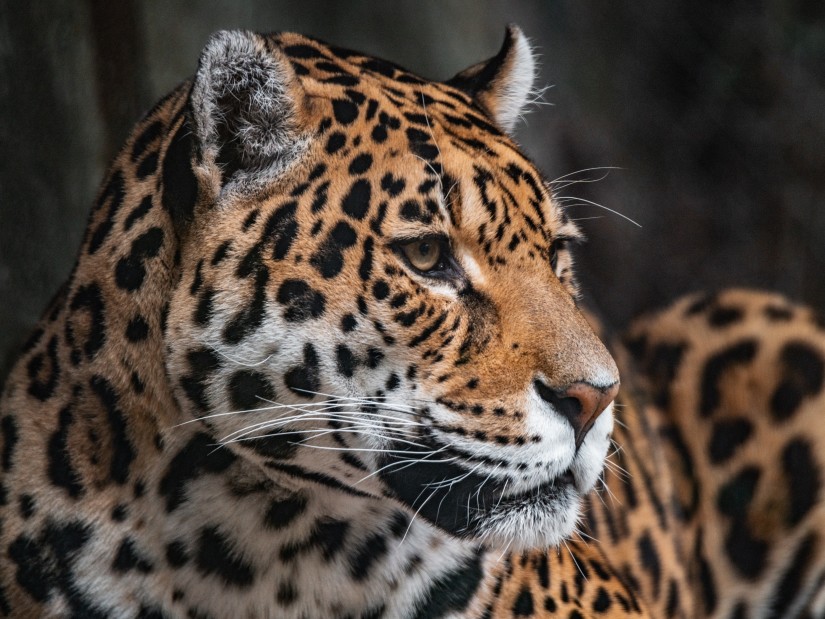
534 379 620 449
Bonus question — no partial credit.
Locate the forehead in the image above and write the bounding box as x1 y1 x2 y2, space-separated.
274 32 570 245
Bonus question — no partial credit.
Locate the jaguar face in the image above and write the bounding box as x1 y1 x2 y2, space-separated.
166 28 619 550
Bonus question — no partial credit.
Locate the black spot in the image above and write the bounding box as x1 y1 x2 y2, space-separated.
136 151 159 178
380 173 405 196
277 279 326 322
717 467 767 579
764 305 793 321
1 415 19 472
166 540 190 567
285 343 321 397
115 227 165 291
638 532 661 598
8 520 105 617
111 504 128 521
264 493 308 530
310 221 358 278
372 280 390 300
359 237 374 281
194 287 215 326
410 554 483 619
211 240 231 266
113 537 154 573
770 342 824 421
593 587 612 612
66 283 107 363
700 340 758 417
342 179 372 220
265 200 300 261
48 405 84 498
643 342 686 408
223 267 269 344
162 120 198 227
276 582 298 606
88 171 125 254
386 373 400 391
179 348 222 413
349 153 373 174
708 305 744 327
283 44 324 59
89 375 136 484
326 132 346 154
228 370 276 411
336 344 358 378
195 526 254 588
123 195 154 232
512 587 534 615
332 99 359 124
159 433 236 512
27 335 61 401
131 120 163 161
782 438 820 526
125 315 150 342
366 347 384 368
341 313 357 332
708 417 754 464
765 532 818 619
19 494 35 519
349 532 389 580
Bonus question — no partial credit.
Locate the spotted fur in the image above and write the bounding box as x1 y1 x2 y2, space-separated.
1 27 823 619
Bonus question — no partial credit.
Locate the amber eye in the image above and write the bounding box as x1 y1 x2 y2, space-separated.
399 238 444 272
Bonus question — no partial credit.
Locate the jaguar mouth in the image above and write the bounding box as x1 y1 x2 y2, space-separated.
378 437 581 547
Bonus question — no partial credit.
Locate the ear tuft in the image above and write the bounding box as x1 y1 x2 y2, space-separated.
446 25 537 134
190 30 305 188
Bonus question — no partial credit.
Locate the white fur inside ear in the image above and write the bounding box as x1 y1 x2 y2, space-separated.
494 28 537 133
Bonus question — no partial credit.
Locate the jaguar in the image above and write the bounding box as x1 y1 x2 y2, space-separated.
1 26 824 618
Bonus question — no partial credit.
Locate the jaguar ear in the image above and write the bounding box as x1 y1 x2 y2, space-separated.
189 30 307 192
446 25 537 134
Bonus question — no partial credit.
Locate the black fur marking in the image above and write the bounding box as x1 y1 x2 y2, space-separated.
333 99 359 124
264 493 308 530
195 526 254 588
194 287 215 326
380 173 405 197
113 537 154 573
27 335 61 401
180 348 222 413
223 267 269 344
125 314 150 342
19 494 35 519
90 375 136 484
277 279 326 322
211 240 231 266
326 132 346 154
341 313 357 332
707 305 743 327
285 343 321 397
166 540 190 567
359 237 375 281
265 200 299 261
48 404 84 498
349 153 373 175
410 553 483 619
513 587 534 616
342 179 372 220
782 438 820 526
708 417 753 464
637 531 661 599
350 531 389 580
770 342 824 421
265 461 375 499
88 170 126 254
228 370 276 411
310 221 358 278
643 342 686 408
115 226 165 291
162 119 198 227
1 415 19 472
765 532 818 619
280 517 350 563
336 344 357 378
8 520 105 617
159 432 237 512
131 120 163 161
717 467 767 579
66 283 107 362
124 195 154 232
700 340 758 417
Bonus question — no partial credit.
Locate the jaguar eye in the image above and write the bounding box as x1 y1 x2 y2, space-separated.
399 238 444 272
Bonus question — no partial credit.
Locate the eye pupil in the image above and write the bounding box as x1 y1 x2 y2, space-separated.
419 242 430 256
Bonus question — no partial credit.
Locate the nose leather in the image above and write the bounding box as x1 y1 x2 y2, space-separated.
534 379 619 449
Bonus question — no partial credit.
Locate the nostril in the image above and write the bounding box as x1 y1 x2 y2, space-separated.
534 379 619 448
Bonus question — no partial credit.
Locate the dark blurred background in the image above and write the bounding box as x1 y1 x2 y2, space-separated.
2 0 825 384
